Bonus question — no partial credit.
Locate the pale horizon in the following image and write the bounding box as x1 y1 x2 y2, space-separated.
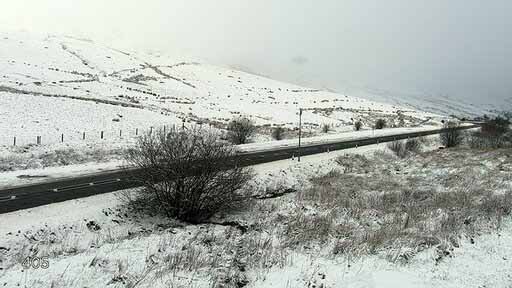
1 0 511 106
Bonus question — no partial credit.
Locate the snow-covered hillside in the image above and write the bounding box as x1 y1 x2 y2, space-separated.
340 85 504 118
0 32 442 147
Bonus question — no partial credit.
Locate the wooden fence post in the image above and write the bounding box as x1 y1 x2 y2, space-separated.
13 136 16 146
119 130 122 138
83 132 86 140
61 133 64 143
101 131 104 139
136 128 138 136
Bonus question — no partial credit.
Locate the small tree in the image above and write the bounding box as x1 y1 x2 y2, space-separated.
354 121 363 131
469 116 511 149
125 127 254 223
440 121 463 148
227 117 256 144
272 126 285 140
481 116 510 136
375 119 387 130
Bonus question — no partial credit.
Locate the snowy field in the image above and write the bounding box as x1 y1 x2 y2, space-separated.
0 31 442 147
1 31 507 288
0 31 452 186
1 139 511 287
0 125 462 188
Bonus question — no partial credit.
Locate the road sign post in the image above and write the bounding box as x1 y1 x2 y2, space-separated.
298 108 303 162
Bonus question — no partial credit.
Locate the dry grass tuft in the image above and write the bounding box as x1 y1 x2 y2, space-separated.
271 149 512 262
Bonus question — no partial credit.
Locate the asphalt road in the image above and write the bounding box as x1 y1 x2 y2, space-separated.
0 125 477 214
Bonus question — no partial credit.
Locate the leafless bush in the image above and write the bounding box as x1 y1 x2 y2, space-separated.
405 138 422 153
125 127 254 223
387 141 407 158
469 117 511 149
440 121 464 148
387 138 421 158
354 121 363 131
467 131 510 149
375 119 386 130
271 126 285 140
227 117 256 144
481 116 510 136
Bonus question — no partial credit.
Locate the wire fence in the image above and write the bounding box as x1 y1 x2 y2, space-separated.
0 123 191 147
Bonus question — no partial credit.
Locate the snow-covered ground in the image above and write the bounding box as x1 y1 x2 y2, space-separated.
1 30 504 288
0 31 442 147
0 126 455 188
1 139 511 288
0 31 452 188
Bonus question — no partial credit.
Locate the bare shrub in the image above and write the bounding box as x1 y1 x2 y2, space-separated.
335 154 372 173
481 116 510 136
354 121 363 131
375 119 386 130
125 127 254 223
467 131 509 149
440 121 464 148
469 117 511 149
387 141 406 158
387 139 421 158
271 126 285 140
227 117 256 144
405 138 422 153
321 123 331 133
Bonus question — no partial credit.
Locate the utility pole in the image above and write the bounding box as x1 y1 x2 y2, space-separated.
298 108 303 162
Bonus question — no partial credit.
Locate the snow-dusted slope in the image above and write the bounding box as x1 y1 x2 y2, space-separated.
0 32 442 147
341 85 501 118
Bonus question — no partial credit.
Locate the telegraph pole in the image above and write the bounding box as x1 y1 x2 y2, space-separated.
298 108 303 162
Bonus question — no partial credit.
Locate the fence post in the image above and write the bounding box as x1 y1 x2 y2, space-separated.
150 127 153 134
136 128 138 136
61 133 64 143
101 131 104 139
13 136 16 146
83 132 86 140
119 130 122 138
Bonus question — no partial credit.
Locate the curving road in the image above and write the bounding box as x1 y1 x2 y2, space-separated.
0 125 478 214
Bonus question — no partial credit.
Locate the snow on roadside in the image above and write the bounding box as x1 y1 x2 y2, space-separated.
1 139 511 287
0 127 446 188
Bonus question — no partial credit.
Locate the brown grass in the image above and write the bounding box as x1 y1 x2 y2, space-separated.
269 149 512 262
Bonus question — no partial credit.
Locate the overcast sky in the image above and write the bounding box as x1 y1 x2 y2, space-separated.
1 0 511 105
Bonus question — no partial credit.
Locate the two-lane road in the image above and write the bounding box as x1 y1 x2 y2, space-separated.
0 125 478 214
